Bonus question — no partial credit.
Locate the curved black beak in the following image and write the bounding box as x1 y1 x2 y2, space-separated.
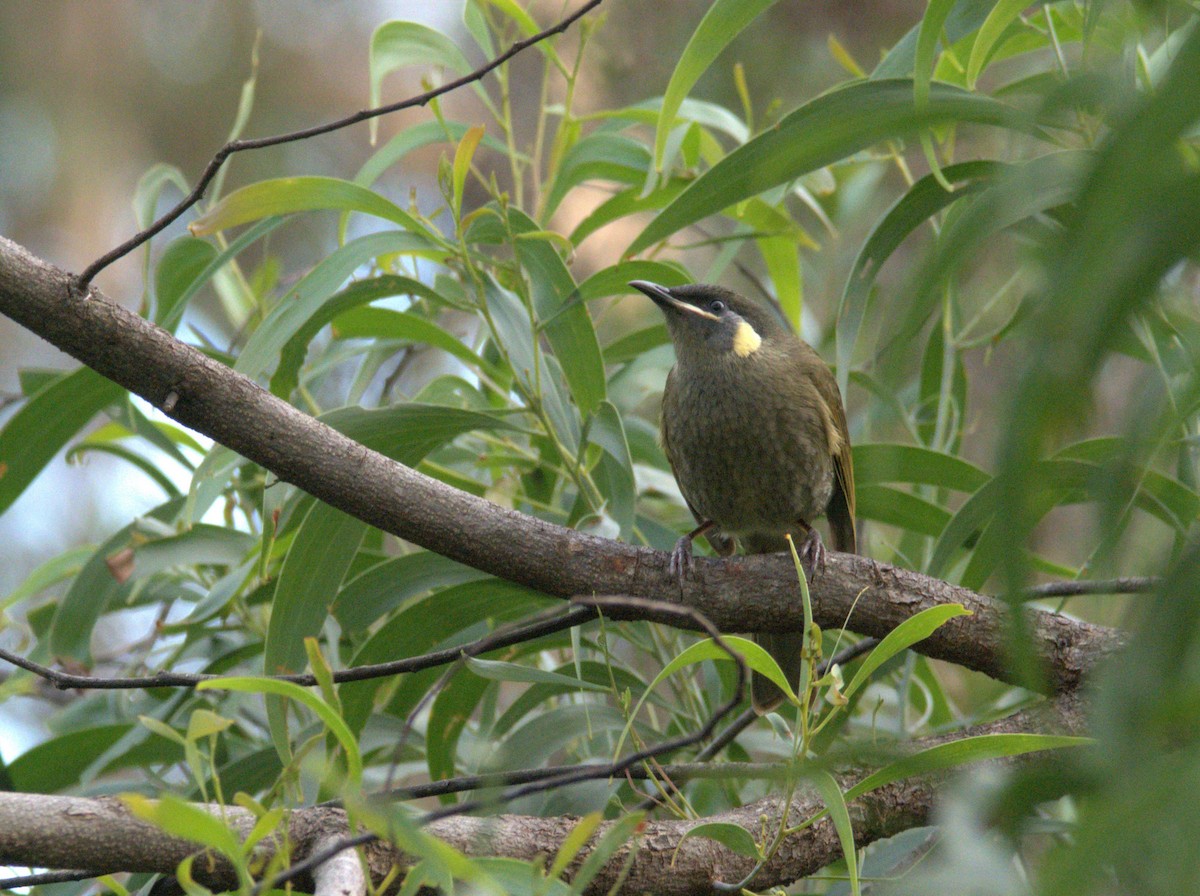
629 280 718 321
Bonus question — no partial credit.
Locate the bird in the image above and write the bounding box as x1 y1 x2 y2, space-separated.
630 280 856 713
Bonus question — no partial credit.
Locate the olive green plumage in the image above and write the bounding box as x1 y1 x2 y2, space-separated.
630 280 856 713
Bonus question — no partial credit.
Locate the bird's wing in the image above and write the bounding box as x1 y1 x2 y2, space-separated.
815 375 857 555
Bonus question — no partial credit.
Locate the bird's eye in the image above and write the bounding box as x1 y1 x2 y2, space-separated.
710 300 725 314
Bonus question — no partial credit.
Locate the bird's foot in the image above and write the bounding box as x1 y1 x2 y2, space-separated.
797 528 826 579
669 535 696 581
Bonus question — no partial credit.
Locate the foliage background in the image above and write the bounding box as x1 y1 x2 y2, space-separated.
2 1 1200 894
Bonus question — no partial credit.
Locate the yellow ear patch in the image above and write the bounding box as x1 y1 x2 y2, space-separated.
732 320 762 357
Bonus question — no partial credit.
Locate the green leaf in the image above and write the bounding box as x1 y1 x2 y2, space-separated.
854 443 989 492
1 545 92 615
571 811 647 894
159 216 287 332
49 496 187 663
186 709 234 741
209 39 260 203
842 604 971 701
132 163 189 294
368 21 490 143
465 656 608 692
198 675 363 791
68 440 181 499
132 163 189 230
543 134 651 219
677 821 760 859
966 0 1032 88
856 484 950 537
343 578 549 736
265 501 367 679
577 260 690 303
912 0 958 186
845 733 1091 801
653 0 780 170
617 636 785 757
131 525 257 575
332 551 488 633
510 210 606 415
813 771 860 896
0 367 123 518
270 273 453 397
874 0 996 78
236 230 443 382
124 794 248 879
836 160 1002 389
355 120 513 190
483 274 538 389
629 80 1032 256
570 179 689 246
265 404 517 753
585 401 636 538
7 724 132 792
486 704 630 773
491 659 659 738
894 151 1091 366
549 813 603 881
737 197 804 328
191 176 441 244
154 237 218 327
452 125 486 219
331 306 497 378
993 26 1200 591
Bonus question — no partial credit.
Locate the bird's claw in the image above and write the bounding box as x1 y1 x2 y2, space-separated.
669 535 695 581
798 529 826 579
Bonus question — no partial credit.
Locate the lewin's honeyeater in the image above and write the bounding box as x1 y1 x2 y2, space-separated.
631 281 856 713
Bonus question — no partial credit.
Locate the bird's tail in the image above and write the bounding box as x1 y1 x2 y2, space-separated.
745 525 857 714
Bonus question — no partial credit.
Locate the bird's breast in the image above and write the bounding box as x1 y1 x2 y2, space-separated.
662 356 834 537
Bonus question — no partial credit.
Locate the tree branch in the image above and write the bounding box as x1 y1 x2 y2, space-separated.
0 237 1123 693
0 695 1086 896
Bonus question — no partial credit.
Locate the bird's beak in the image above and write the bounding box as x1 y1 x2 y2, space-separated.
629 280 720 321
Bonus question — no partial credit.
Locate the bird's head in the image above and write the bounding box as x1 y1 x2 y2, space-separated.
630 281 785 362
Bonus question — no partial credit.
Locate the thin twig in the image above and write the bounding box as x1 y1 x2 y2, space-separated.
419 595 748 823
821 636 880 672
0 604 597 690
75 0 604 287
1019 576 1158 600
0 870 101 888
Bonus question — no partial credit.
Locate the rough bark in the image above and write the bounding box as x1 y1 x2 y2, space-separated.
0 698 1086 896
